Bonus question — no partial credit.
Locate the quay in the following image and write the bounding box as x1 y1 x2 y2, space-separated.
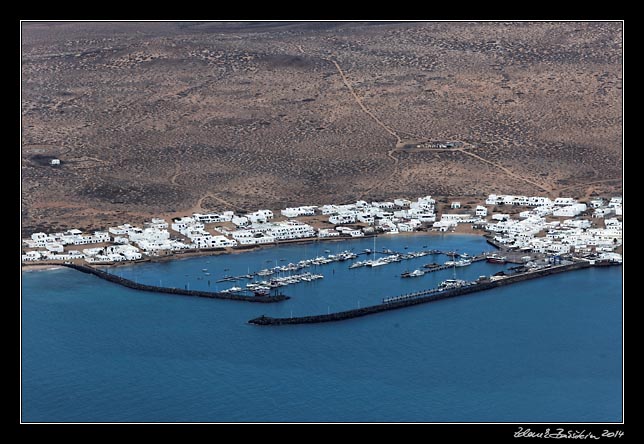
61 263 289 303
248 260 604 325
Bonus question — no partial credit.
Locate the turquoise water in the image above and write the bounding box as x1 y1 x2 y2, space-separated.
21 234 623 422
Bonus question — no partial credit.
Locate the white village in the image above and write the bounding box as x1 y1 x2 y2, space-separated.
22 193 623 266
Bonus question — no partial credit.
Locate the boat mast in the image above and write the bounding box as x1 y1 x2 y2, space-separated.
373 235 376 261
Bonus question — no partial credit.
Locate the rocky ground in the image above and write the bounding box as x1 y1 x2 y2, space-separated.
21 21 622 236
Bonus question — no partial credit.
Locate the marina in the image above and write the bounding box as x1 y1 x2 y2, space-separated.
248 260 600 325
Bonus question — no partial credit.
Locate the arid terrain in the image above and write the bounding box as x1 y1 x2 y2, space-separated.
21 21 623 235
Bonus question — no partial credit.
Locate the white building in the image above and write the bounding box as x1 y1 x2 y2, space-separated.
357 213 375 225
589 199 604 209
394 198 411 207
335 226 365 237
553 197 578 206
192 211 234 223
248 210 274 224
593 207 615 218
372 201 395 209
145 218 169 229
21 251 42 262
45 243 64 253
281 206 317 218
267 221 316 240
329 214 356 225
450 201 461 209
433 220 457 232
475 206 488 217
608 197 622 208
231 216 250 227
562 219 592 229
553 203 587 217
232 229 275 245
318 228 340 238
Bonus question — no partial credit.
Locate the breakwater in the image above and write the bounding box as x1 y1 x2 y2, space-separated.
61 263 289 303
248 261 594 325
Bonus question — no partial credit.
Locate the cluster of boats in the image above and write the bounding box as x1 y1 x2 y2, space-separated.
383 279 476 303
253 251 358 276
221 272 324 294
443 258 472 267
438 279 473 289
349 250 430 269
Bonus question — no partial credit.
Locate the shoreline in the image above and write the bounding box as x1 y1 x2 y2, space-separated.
22 227 489 272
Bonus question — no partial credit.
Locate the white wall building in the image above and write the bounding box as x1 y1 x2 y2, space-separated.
281 206 317 218
248 210 274 224
330 214 356 224
553 203 587 217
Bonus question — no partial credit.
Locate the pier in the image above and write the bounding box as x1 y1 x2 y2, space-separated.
248 261 599 325
61 263 289 303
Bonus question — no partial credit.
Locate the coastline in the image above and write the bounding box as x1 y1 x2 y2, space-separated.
21 227 488 272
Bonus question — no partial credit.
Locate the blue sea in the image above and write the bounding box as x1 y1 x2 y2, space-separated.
21 234 623 422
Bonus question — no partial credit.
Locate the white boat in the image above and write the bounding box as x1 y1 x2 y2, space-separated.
367 259 388 267
454 259 472 267
409 269 425 277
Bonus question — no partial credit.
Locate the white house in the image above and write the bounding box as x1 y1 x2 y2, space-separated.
281 206 317 218
247 210 274 224
562 219 591 229
22 251 42 262
232 229 275 245
192 211 234 223
50 159 60 165
450 201 461 209
475 206 488 217
372 201 395 209
330 214 356 225
318 228 340 238
45 243 64 253
593 207 615 218
492 213 511 221
145 218 169 229
608 197 622 208
266 221 316 240
394 198 411 207
357 213 375 225
589 199 604 209
231 216 250 227
433 220 457 231
553 203 587 217
553 197 578 206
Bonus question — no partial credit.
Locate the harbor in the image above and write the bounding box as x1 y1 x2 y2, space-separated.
248 260 603 325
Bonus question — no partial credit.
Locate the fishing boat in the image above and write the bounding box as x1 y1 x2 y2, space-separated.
401 269 425 278
486 254 507 264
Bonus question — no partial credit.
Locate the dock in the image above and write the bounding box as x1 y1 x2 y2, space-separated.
61 263 289 303
248 261 601 325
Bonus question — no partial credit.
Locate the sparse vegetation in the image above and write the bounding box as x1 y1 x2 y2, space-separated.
21 21 622 236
